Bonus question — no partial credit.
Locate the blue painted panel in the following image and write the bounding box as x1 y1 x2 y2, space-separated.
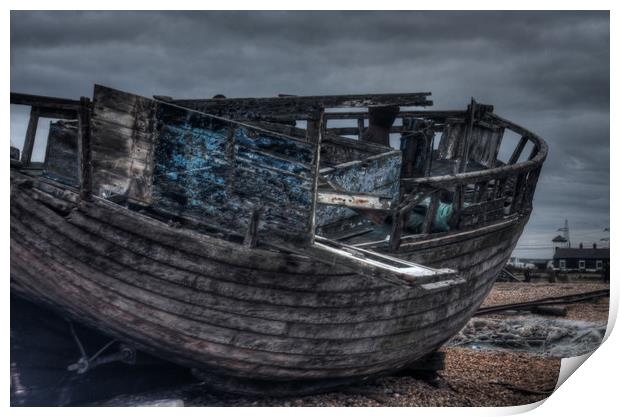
152 103 317 246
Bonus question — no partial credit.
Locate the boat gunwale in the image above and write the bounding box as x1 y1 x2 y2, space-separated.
400 112 548 190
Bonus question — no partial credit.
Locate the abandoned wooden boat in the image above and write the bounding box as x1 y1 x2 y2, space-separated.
10 85 547 395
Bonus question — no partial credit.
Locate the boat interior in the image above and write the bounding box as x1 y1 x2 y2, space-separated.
10 86 547 287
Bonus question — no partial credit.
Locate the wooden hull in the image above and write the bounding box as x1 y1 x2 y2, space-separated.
10 180 526 393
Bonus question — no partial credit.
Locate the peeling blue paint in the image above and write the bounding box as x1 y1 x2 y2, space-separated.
151 106 317 244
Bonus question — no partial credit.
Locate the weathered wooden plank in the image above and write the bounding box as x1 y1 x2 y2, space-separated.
20 107 39 165
91 86 158 204
437 122 465 160
42 120 78 186
310 236 459 289
77 97 93 200
458 99 477 173
172 92 432 122
324 110 464 121
317 190 393 211
467 125 504 167
11 92 80 110
400 118 434 178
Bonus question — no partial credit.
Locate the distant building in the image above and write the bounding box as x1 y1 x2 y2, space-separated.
552 243 609 272
508 257 548 270
551 235 569 248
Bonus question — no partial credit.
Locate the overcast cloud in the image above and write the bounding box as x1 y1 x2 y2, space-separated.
10 11 610 258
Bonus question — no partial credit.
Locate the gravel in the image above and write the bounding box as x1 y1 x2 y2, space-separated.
482 282 610 322
100 347 560 407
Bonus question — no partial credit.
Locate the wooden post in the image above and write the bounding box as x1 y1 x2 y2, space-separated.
243 208 260 248
20 107 40 165
508 136 528 164
458 98 477 173
309 109 325 245
306 119 319 142
77 97 92 201
527 142 539 160
473 180 489 203
361 105 399 146
389 209 405 252
421 193 440 234
424 132 434 177
522 167 541 212
510 173 527 214
400 118 434 179
357 118 365 140
225 127 237 193
306 109 323 143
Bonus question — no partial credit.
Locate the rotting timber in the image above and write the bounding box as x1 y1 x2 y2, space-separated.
10 85 547 396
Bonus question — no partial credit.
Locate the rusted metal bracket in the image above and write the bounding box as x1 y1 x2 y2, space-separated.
66 321 136 374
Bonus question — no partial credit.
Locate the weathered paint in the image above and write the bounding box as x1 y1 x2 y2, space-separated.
316 191 393 210
316 151 402 227
151 96 318 247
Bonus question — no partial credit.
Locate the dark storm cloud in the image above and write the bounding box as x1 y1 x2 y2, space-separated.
10 11 610 257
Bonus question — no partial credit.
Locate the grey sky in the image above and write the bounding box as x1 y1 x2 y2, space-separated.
10 11 610 258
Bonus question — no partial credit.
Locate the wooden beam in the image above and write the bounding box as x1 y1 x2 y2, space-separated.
389 209 407 252
508 136 529 164
421 193 440 234
361 105 400 146
458 98 477 173
172 94 431 122
11 92 80 110
323 110 465 121
401 151 546 190
357 118 365 140
36 107 78 120
311 236 460 289
20 107 40 165
173 92 431 111
306 112 322 143
316 190 392 211
243 208 260 248
77 97 92 201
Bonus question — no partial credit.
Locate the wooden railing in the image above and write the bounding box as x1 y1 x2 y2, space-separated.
318 102 547 251
10 92 93 201
390 112 547 250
